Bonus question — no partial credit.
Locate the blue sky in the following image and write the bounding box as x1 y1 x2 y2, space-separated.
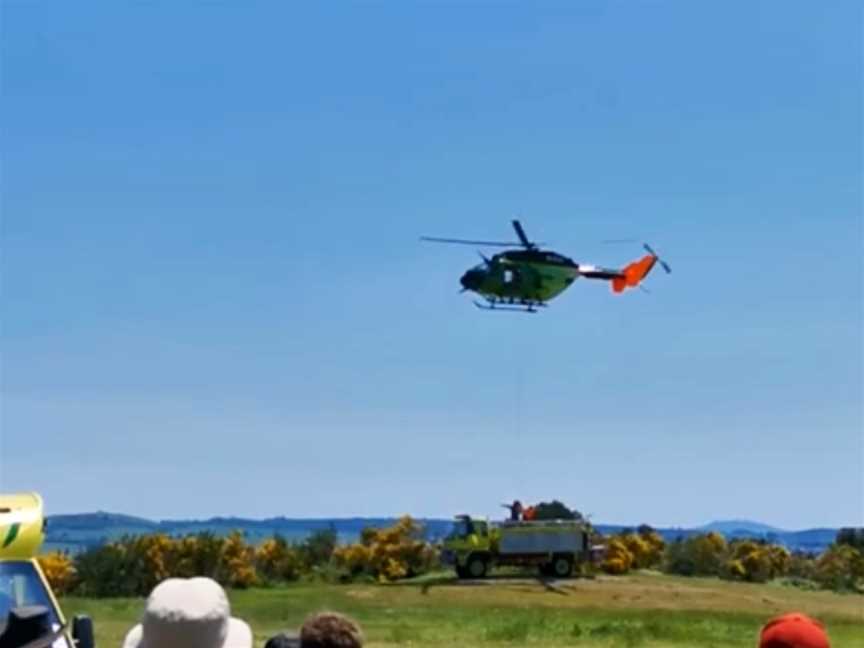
1 2 861 529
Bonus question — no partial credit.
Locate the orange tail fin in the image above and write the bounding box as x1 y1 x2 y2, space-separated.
612 255 657 293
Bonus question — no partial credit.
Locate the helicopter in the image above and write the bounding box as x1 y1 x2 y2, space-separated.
421 220 671 312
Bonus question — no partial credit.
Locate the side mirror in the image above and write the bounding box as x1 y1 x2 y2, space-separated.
72 615 95 648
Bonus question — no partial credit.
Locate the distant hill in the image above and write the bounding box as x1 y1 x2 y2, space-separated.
698 520 783 535
696 521 838 553
43 513 841 555
49 511 158 532
594 521 839 555
43 513 454 554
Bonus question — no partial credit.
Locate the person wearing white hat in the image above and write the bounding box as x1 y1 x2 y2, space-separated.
122 577 253 648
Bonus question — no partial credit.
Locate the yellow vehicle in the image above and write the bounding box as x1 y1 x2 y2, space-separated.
442 514 590 579
0 493 94 648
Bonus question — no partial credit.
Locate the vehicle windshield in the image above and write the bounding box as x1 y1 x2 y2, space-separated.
0 562 71 648
447 518 472 539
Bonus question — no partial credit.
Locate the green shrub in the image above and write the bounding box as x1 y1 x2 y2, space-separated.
298 529 338 571
814 544 864 592
332 516 438 582
663 533 727 577
256 535 302 583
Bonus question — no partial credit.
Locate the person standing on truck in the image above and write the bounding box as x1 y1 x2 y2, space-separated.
503 500 523 521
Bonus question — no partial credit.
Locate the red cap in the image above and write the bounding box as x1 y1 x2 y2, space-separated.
759 613 830 648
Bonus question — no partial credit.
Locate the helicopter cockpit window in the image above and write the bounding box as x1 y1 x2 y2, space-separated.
504 270 515 284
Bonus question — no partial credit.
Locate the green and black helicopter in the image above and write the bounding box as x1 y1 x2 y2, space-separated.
421 220 670 312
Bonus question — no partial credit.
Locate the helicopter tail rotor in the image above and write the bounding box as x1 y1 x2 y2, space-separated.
643 243 672 274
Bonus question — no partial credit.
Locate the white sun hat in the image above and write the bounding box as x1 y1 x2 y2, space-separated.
122 577 253 648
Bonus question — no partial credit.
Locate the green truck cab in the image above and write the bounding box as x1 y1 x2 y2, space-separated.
1 493 95 648
442 514 589 579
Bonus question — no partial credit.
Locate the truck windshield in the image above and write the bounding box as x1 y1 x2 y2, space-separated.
448 519 472 538
0 562 71 648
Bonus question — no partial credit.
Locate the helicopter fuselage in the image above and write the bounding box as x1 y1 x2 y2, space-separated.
460 249 580 304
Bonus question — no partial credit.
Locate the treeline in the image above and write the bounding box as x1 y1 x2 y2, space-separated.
597 525 864 592
39 516 438 597
38 516 863 597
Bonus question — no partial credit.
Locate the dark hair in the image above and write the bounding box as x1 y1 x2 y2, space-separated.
300 612 364 648
264 633 301 648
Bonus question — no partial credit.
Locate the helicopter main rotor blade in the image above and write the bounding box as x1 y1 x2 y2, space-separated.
420 236 521 247
511 220 534 248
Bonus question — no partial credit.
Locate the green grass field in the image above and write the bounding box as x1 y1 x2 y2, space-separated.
61 572 863 647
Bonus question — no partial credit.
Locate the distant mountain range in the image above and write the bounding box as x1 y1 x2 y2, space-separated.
43 513 841 555
592 521 839 554
44 513 455 554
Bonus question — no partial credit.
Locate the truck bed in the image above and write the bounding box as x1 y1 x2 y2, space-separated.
498 521 585 555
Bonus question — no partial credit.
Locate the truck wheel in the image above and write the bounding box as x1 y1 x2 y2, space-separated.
552 555 573 578
466 554 488 579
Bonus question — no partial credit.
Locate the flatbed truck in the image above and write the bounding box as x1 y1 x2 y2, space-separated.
441 514 590 579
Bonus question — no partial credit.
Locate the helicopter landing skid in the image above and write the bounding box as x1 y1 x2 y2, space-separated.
473 300 546 313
